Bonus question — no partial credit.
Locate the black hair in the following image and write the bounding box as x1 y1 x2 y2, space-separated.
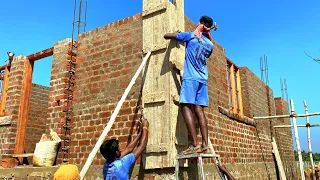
100 139 119 162
200 16 213 28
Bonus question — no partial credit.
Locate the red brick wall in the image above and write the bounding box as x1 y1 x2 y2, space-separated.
239 67 297 179
48 38 75 163
25 83 50 153
20 13 296 179
274 97 297 179
69 13 143 165
239 67 276 136
0 57 50 164
0 56 27 161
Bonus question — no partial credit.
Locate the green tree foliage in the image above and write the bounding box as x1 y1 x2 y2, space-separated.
294 150 320 161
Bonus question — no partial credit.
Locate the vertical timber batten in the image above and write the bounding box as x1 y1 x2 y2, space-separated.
236 70 243 115
14 57 34 161
229 65 236 112
0 66 10 116
142 0 188 169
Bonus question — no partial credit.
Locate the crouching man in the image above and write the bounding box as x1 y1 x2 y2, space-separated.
100 119 149 180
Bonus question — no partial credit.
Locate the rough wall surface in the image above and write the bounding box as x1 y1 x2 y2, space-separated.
239 67 297 179
274 97 297 179
0 56 27 162
48 38 74 164
69 13 144 165
47 14 296 179
0 13 297 180
25 83 50 153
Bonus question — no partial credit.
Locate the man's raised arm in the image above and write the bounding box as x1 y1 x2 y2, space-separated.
164 33 177 40
120 122 142 158
132 119 149 159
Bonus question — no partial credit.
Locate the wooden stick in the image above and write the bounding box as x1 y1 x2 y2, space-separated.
274 124 320 128
15 58 34 163
208 138 225 180
253 112 320 119
0 66 10 116
79 52 151 180
304 100 316 180
272 137 286 180
290 99 305 180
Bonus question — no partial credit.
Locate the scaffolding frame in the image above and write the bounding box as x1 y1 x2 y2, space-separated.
253 99 319 180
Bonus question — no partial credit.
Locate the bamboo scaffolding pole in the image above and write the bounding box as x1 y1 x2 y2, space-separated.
304 100 316 180
253 112 320 119
290 99 305 180
79 52 151 180
274 124 320 128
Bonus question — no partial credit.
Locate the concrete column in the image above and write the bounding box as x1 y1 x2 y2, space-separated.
142 0 188 169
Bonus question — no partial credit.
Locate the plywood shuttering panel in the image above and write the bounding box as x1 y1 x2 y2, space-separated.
142 0 188 169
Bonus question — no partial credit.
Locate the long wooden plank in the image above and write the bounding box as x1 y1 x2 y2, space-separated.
26 47 54 61
272 138 286 180
14 58 34 163
229 64 237 113
12 153 34 158
0 66 10 116
236 70 243 115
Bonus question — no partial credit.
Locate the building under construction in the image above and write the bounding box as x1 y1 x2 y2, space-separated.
0 0 298 179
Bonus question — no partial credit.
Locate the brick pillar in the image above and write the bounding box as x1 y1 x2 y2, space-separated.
1 56 28 156
274 97 297 179
239 67 252 118
48 38 76 164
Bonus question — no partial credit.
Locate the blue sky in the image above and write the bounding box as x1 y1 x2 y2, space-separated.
0 0 319 152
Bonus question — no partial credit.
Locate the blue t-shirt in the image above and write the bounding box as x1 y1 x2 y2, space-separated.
103 153 136 180
176 32 214 84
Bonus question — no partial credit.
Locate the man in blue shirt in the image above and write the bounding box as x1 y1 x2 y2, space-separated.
100 119 149 180
164 16 214 155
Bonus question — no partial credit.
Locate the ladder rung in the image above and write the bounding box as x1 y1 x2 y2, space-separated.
176 153 220 160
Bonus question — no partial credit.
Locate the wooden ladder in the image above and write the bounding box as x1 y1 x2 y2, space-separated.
175 138 226 180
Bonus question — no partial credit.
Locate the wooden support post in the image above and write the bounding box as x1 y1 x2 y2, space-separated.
0 65 10 116
26 47 54 61
229 65 237 112
14 58 34 163
272 137 287 180
236 70 243 115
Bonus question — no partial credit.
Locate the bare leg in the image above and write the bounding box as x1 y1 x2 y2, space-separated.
181 103 197 147
194 105 208 147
